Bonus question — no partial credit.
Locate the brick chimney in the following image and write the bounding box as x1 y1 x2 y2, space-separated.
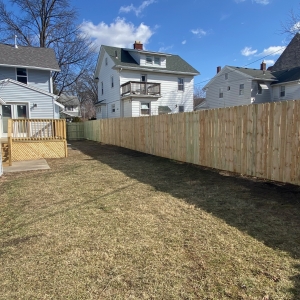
260 61 266 71
133 41 143 50
217 66 221 73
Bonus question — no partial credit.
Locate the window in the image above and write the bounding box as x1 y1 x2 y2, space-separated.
225 73 228 80
239 84 244 95
257 83 262 95
141 103 150 115
280 86 285 97
146 56 153 64
227 86 230 91
101 82 104 95
219 88 223 98
111 76 114 88
178 105 184 113
16 68 27 84
141 75 147 82
154 57 161 65
111 104 115 113
67 106 74 111
178 78 184 91
97 106 101 113
105 57 108 66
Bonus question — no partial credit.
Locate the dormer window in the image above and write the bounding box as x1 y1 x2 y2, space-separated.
146 56 153 64
154 57 161 65
16 68 27 84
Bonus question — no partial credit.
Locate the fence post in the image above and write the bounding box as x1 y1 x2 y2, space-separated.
7 119 12 166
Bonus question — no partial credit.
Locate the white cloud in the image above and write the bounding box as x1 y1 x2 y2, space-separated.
257 46 286 56
253 0 270 4
119 0 156 16
290 21 300 34
80 18 154 50
241 46 257 56
263 59 275 65
158 45 173 52
235 0 246 3
182 40 186 45
191 28 207 38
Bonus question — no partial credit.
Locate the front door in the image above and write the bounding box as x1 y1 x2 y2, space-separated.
1 104 28 137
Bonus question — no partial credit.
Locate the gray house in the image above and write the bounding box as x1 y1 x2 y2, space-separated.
204 33 300 109
0 43 62 138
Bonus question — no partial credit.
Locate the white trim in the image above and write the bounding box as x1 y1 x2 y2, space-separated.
259 83 269 89
54 100 64 109
114 65 199 76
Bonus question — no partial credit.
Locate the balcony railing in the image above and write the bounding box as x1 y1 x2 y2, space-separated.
121 81 161 97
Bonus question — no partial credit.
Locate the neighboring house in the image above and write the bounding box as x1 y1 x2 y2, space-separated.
58 94 81 121
94 41 199 119
204 33 300 109
0 42 62 138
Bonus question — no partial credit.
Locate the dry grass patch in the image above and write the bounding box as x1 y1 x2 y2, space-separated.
0 140 300 299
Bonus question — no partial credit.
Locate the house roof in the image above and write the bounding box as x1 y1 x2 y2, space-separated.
227 66 277 81
271 66 300 85
272 33 300 72
0 43 60 71
101 45 199 75
58 94 80 106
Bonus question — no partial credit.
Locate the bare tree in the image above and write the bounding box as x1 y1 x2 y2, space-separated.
281 6 300 39
0 0 96 94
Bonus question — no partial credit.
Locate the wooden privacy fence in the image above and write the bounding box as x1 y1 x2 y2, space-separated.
7 119 67 162
69 100 300 186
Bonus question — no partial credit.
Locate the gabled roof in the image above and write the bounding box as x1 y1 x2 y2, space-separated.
228 66 277 80
204 65 277 89
58 94 80 106
271 66 300 85
0 43 60 71
99 45 199 75
272 33 300 72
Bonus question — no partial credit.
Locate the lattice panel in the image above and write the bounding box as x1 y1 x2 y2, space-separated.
12 141 67 161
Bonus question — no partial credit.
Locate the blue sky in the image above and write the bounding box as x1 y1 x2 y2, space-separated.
66 0 300 88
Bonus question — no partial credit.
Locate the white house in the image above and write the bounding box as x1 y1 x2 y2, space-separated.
0 42 63 138
58 94 81 121
94 41 199 119
204 33 300 109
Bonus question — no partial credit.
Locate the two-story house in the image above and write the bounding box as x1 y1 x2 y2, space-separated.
0 42 63 138
94 41 199 119
204 33 300 109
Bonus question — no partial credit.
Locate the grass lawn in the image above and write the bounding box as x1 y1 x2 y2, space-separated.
1 140 300 299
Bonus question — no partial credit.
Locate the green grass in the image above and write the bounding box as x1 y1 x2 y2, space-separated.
0 140 300 299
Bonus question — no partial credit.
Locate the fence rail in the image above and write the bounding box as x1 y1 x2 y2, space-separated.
67 101 300 186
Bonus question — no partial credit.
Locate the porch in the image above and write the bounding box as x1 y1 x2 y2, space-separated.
1 119 67 166
121 81 161 97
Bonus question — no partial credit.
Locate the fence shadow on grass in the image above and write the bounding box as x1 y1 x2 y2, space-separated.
71 140 300 299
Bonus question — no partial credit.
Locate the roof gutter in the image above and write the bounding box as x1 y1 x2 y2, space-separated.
113 65 199 76
0 63 60 72
271 79 300 86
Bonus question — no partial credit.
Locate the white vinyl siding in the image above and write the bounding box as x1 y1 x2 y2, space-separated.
119 71 194 115
97 52 120 119
123 100 132 117
272 83 300 102
205 66 253 109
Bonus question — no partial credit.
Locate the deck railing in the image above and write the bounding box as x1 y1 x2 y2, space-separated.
121 81 161 97
7 119 66 141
